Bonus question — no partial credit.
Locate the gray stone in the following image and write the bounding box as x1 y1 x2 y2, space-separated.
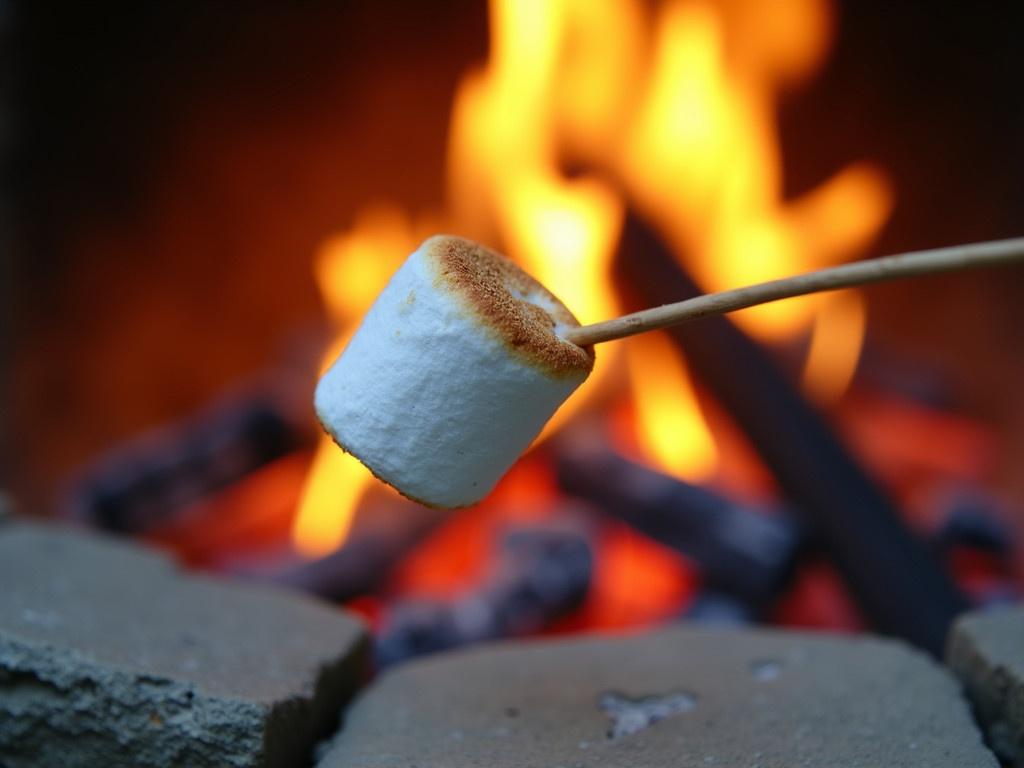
0 522 368 768
947 605 1024 765
318 624 996 768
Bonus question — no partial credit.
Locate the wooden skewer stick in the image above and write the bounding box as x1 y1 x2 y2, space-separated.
561 237 1024 346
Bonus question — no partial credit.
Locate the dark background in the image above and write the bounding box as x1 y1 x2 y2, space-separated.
3 1 1023 509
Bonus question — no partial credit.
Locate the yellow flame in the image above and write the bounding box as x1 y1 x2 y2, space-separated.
553 0 644 157
446 0 626 441
503 177 624 440
622 2 753 234
787 163 894 266
626 332 717 481
292 438 368 558
613 0 890 420
314 204 416 326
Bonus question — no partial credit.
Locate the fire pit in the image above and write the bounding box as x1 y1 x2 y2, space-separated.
3 1 1023 766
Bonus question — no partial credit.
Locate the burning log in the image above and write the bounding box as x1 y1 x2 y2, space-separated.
556 435 802 614
930 491 1016 559
64 391 306 533
614 212 968 655
682 590 756 625
375 523 592 667
229 500 446 603
928 491 1022 607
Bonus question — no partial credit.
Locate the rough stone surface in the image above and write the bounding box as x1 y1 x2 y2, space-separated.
0 522 369 768
947 605 1024 766
318 625 996 768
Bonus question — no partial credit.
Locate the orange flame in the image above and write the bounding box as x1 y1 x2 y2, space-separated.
292 444 366 558
294 0 893 556
625 331 717 481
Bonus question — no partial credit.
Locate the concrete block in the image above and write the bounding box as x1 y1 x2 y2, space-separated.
319 624 995 767
0 522 368 768
947 605 1024 766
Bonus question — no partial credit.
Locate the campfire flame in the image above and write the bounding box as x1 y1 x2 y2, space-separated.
292 0 893 558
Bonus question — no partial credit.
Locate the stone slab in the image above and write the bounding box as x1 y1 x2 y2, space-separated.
318 624 996 768
947 605 1024 766
0 522 368 768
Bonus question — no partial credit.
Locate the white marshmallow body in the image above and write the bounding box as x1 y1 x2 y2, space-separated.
315 237 591 508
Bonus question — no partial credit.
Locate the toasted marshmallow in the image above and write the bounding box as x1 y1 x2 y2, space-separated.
315 235 594 508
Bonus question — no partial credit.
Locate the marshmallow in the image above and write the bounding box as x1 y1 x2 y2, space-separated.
315 235 594 508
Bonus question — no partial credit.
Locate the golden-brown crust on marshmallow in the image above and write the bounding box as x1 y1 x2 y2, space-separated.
425 235 595 378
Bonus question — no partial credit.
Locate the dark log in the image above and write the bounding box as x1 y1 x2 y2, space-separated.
64 391 306 533
683 590 756 625
375 523 592 667
615 213 968 655
929 490 1015 558
240 524 440 603
226 496 446 602
556 438 801 612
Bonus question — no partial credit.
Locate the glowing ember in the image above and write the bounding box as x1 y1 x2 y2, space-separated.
295 0 894 557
